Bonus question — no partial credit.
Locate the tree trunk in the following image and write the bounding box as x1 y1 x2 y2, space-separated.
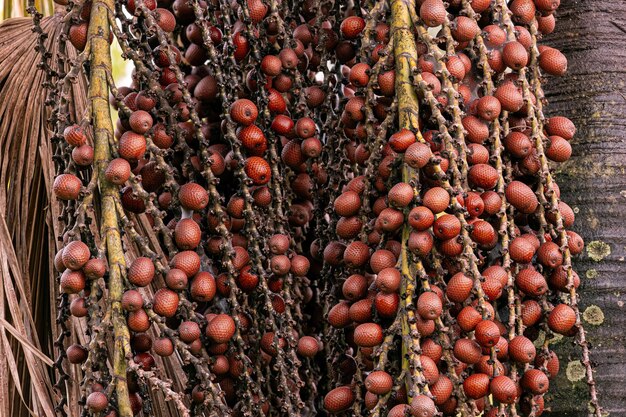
543 1 626 415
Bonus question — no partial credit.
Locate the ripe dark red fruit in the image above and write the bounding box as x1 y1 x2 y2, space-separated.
105 158 131 185
417 291 443 320
353 323 383 347
548 304 577 334
206 314 236 343
152 288 179 318
86 391 108 412
297 336 319 357
63 124 87 146
62 240 90 271
490 376 518 404
128 257 155 287
324 386 355 412
54 174 82 200
463 373 490 399
230 99 258 126
244 156 271 185
178 183 208 211
340 16 365 39
364 370 393 395
420 0 446 27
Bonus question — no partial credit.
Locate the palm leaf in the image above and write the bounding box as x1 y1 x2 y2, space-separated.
0 13 86 417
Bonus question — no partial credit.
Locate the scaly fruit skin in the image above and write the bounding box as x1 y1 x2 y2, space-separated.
324 386 355 413
54 174 82 200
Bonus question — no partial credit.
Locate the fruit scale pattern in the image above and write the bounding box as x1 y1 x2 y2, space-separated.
34 0 600 414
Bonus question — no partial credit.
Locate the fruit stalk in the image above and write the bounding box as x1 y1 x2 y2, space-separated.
86 0 133 415
391 0 426 404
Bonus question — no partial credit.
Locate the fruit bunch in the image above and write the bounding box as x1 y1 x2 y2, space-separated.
43 0 600 415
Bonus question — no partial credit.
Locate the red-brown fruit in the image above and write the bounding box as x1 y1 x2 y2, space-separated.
423 187 449 213
54 174 82 200
190 271 216 302
62 240 90 271
495 81 524 112
328 302 351 328
504 132 533 158
476 95 502 122
244 157 271 185
178 321 201 343
153 288 179 318
490 376 518 404
324 386 355 413
349 62 371 87
516 267 548 296
433 214 461 240
127 309 150 332
417 291 443 320
60 270 86 294
105 158 131 185
389 128 416 153
510 236 536 263
121 289 143 312
463 373 490 399
411 394 437 417
475 320 500 347
343 274 368 300
430 375 453 405
334 191 361 216
118 131 146 162
353 323 383 347
179 183 208 211
521 369 550 394
206 314 236 343
72 144 94 166
408 206 435 231
128 257 155 287
174 218 201 250
230 98 256 126
463 115 490 144
537 241 563 268
297 336 319 357
86 392 108 412
469 163 498 190
548 304 577 334
340 16 365 39
67 344 88 364
420 0 446 27
509 335 537 363
546 116 576 140
404 142 432 169
546 135 572 162
129 110 153 134
260 55 282 76
506 181 538 214
454 338 482 364
539 47 568 76
69 23 88 51
153 337 174 357
63 124 87 146
446 272 473 303
376 267 401 293
503 41 529 70
452 16 479 42
365 370 393 395
170 251 201 278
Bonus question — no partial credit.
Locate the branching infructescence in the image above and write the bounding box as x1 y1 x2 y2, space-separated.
38 0 600 415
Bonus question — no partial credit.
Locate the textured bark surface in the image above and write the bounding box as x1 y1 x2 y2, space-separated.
543 1 626 415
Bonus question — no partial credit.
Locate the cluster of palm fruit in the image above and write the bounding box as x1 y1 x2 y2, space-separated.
45 0 599 415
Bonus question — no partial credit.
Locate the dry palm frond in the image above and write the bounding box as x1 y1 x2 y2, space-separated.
0 13 85 417
0 12 188 417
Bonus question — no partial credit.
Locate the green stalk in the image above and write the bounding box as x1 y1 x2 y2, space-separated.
86 0 133 415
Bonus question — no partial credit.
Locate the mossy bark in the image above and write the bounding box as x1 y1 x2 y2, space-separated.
543 1 626 415
87 0 133 415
